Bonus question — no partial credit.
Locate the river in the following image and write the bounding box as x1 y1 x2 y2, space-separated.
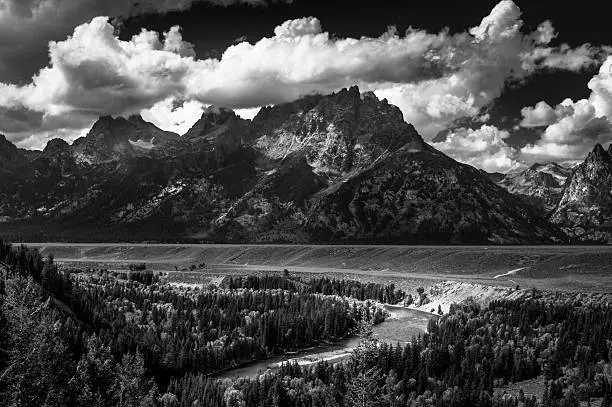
215 305 435 379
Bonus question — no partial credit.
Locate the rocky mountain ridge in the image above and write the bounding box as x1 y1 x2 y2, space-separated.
496 162 571 212
0 86 581 243
550 143 612 242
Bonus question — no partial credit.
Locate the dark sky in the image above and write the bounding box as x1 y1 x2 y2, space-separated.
121 1 609 51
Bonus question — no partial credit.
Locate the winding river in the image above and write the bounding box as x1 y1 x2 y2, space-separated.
215 305 436 379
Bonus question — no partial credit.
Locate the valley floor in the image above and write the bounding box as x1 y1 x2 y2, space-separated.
25 243 612 292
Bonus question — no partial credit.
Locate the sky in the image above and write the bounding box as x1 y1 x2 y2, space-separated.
1 0 611 172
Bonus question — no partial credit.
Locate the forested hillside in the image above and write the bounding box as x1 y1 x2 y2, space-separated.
2 242 612 406
0 241 393 406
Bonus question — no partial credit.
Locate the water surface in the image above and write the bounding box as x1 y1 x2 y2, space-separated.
216 305 434 379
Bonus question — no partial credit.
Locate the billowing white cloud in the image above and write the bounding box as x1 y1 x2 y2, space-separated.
520 57 612 162
1 0 610 152
468 0 521 42
521 43 609 72
0 0 291 82
376 2 608 139
0 14 451 146
1 19 191 117
520 99 574 127
274 16 322 37
520 102 612 162
588 55 612 117
183 19 451 109
533 20 556 45
431 125 520 173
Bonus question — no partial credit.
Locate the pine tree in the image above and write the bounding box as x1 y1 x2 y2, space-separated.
344 367 383 407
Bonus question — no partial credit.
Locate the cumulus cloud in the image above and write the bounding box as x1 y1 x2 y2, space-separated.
533 20 557 45
430 125 520 173
588 56 612 117
1 0 610 152
521 43 610 72
520 100 574 127
468 0 521 42
520 99 612 161
0 0 291 82
376 1 608 139
519 57 612 162
0 14 450 146
274 17 322 37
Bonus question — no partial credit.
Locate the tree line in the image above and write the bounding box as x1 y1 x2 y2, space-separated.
226 275 405 304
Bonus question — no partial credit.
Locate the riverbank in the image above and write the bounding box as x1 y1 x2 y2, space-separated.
215 305 435 379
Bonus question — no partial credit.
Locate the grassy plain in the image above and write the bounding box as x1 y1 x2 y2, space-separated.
24 243 612 292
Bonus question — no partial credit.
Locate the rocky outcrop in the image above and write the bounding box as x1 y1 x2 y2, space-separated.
125 115 179 146
71 116 137 164
71 115 180 164
551 144 612 242
252 86 423 180
41 138 75 171
497 162 571 212
531 162 572 184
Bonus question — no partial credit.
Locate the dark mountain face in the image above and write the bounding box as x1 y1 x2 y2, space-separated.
551 144 612 242
71 116 137 164
0 134 24 171
0 88 568 243
301 149 562 244
70 115 181 164
181 107 255 161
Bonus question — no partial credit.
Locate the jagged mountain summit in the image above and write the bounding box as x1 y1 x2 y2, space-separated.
551 143 612 242
71 115 180 164
1 87 567 243
496 162 572 212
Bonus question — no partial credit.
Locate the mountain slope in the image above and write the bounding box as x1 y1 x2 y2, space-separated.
497 162 571 212
71 115 181 164
303 148 562 244
1 88 567 243
551 144 612 242
209 88 564 243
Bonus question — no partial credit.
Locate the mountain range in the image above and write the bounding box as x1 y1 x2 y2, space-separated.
0 86 610 243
